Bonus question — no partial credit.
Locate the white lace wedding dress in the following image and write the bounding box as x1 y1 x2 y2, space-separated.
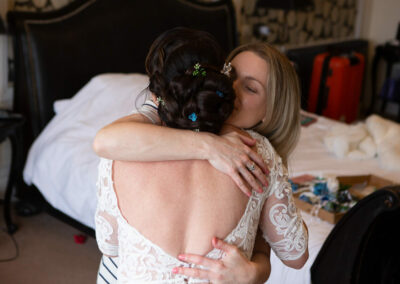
95 130 308 283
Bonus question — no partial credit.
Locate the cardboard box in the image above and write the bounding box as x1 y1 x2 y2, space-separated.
293 174 395 224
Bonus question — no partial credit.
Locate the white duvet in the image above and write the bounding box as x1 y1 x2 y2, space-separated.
23 73 149 228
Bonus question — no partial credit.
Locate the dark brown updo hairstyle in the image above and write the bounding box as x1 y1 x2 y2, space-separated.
145 27 235 134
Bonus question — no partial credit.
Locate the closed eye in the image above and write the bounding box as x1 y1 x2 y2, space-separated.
246 86 257 93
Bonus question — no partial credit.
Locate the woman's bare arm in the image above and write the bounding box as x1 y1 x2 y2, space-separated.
93 113 269 196
93 113 212 162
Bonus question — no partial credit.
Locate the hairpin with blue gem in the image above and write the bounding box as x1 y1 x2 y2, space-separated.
188 112 197 122
221 62 232 77
216 90 224 98
192 63 206 77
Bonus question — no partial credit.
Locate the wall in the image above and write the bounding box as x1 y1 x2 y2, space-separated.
234 0 359 47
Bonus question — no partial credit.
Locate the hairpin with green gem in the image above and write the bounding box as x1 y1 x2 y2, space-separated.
192 63 206 77
156 97 165 106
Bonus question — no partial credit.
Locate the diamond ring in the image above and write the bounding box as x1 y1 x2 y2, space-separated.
246 162 256 172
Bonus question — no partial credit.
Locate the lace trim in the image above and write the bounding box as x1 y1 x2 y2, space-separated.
95 215 119 256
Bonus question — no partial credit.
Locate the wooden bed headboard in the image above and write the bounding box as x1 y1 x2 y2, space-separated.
7 0 237 157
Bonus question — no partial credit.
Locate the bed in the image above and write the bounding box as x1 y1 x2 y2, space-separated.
6 0 400 283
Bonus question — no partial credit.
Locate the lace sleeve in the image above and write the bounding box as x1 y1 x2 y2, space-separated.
252 133 308 261
95 159 119 257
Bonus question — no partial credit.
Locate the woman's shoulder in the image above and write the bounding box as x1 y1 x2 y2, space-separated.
246 130 274 154
246 130 284 170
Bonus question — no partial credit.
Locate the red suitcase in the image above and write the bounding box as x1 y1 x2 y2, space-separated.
308 52 365 123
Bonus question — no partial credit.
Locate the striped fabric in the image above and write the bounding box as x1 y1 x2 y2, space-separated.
97 255 119 284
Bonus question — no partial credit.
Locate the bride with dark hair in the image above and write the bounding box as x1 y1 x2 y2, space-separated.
94 27 308 283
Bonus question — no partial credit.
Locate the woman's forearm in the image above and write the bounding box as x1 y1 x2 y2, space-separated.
93 114 213 161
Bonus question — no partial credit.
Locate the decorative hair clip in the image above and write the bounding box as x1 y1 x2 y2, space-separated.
156 97 165 106
194 129 200 132
192 63 206 77
188 112 198 122
216 90 224 98
221 62 232 77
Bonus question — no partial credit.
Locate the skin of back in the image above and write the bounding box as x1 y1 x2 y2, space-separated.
113 127 252 258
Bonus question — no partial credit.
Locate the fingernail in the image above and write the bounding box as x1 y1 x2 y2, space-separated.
172 267 179 274
178 254 186 261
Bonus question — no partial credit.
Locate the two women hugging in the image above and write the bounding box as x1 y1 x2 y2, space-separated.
94 27 308 283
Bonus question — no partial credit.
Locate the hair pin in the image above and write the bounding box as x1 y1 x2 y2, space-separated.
156 97 165 106
216 90 224 98
193 63 206 77
188 112 197 122
221 62 232 77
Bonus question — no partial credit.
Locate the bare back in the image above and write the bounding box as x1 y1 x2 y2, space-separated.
113 132 250 258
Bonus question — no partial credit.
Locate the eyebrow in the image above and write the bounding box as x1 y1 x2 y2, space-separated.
244 76 264 86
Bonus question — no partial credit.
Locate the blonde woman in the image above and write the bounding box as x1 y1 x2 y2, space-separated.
94 37 308 283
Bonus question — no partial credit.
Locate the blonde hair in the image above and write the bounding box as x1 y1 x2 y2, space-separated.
227 43 301 167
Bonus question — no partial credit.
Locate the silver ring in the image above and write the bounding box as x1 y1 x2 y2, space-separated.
246 162 256 172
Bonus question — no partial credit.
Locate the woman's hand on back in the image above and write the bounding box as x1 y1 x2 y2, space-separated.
172 237 269 284
206 131 269 197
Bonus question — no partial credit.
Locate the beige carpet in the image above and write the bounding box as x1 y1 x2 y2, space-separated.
0 206 102 284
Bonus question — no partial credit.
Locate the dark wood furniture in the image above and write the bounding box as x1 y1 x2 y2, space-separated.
0 110 24 234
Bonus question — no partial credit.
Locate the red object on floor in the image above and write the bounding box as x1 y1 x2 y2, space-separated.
308 52 365 123
74 234 87 244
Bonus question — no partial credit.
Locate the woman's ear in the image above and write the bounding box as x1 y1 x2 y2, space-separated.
151 93 158 106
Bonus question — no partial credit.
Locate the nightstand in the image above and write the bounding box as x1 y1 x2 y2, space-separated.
0 110 24 234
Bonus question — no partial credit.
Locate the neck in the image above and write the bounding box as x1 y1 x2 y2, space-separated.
220 123 244 135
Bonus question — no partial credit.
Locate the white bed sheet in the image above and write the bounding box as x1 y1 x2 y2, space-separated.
289 112 400 184
267 112 400 284
23 73 149 228
23 74 400 283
